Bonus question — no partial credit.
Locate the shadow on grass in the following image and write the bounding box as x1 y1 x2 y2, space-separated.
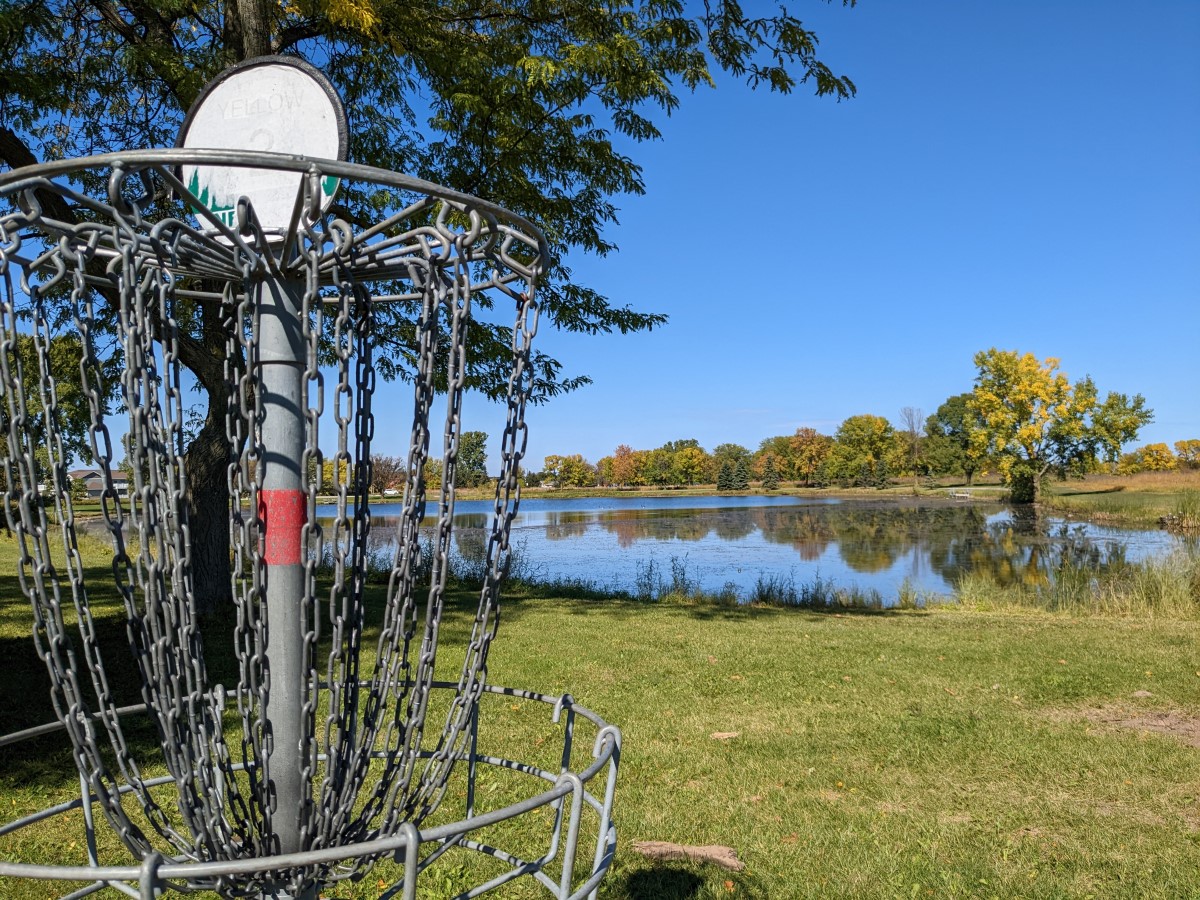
0 560 245 792
0 558 917 796
498 582 924 623
620 866 704 899
617 865 769 900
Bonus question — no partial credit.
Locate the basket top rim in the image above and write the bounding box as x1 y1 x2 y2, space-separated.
0 147 548 255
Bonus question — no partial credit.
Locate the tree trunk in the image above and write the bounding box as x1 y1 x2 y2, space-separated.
1033 461 1053 505
185 398 233 618
240 0 273 56
222 0 273 60
178 302 238 618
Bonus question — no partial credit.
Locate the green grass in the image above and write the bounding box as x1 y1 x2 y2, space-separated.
1044 469 1200 529
953 549 1200 620
0 538 1198 899
486 598 1200 899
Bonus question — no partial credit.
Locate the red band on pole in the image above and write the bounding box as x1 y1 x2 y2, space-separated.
258 489 307 566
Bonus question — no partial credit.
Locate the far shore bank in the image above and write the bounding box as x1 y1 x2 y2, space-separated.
53 469 1200 532
449 469 1200 531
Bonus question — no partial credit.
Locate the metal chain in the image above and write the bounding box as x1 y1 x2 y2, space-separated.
353 257 439 837
314 222 357 846
424 260 540 820
1 208 165 859
227 255 273 862
401 239 474 821
0 156 546 895
297 213 325 856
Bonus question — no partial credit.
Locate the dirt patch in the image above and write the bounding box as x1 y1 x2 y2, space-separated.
1069 704 1200 748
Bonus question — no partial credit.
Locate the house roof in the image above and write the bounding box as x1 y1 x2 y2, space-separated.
69 468 129 481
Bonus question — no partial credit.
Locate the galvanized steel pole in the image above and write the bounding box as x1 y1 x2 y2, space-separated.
256 273 313 899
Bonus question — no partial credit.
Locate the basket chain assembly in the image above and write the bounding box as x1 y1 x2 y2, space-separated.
0 152 544 897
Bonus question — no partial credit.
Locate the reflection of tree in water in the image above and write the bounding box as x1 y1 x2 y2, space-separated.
824 506 914 573
543 511 590 541
362 502 1145 591
925 506 1027 586
750 506 833 562
593 508 725 548
453 515 489 570
748 502 1131 583
926 506 1127 588
327 513 493 574
711 512 756 543
452 513 489 531
752 503 946 572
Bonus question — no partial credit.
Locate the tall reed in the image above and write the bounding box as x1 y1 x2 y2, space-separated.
955 548 1199 618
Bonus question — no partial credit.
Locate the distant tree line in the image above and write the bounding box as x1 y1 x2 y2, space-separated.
63 348 1178 505
327 431 488 497
520 349 1180 503
351 350 1190 503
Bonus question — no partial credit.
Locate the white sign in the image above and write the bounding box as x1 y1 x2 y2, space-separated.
178 57 346 234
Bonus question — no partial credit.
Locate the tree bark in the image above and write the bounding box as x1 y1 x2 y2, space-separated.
1033 461 1053 505
185 401 233 617
227 0 273 59
179 302 238 617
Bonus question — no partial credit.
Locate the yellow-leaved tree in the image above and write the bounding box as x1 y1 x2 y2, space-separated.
1136 443 1177 472
1173 439 1200 469
967 349 1152 502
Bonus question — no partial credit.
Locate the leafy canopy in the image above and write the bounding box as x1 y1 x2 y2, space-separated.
0 0 857 400
824 413 901 484
967 348 1152 500
922 393 985 482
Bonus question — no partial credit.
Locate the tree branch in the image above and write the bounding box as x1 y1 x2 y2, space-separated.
89 0 191 108
0 126 81 226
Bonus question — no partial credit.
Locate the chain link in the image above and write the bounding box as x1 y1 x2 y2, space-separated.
0 155 544 895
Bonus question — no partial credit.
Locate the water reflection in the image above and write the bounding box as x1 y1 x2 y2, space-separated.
543 511 590 541
319 496 1182 600
927 507 1128 589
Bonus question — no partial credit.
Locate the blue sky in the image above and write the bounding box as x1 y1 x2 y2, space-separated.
381 2 1199 472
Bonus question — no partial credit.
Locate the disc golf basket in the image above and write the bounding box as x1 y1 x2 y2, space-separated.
0 57 619 900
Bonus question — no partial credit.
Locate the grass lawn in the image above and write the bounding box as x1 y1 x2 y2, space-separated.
2 567 1198 898
479 594 1200 899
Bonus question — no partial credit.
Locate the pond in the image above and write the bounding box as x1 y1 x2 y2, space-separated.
316 495 1187 602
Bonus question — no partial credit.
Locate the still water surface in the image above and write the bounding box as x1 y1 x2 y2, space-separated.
318 495 1185 600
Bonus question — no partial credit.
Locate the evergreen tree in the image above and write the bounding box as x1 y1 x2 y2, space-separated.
856 461 873 488
873 459 891 489
717 461 733 491
733 458 750 491
762 456 780 490
813 463 831 489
